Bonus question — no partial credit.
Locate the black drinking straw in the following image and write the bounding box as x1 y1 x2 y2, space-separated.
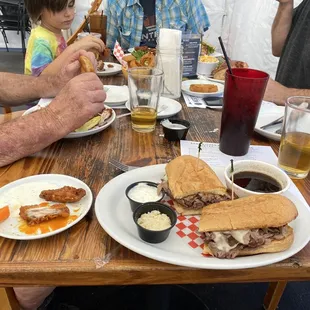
218 36 233 75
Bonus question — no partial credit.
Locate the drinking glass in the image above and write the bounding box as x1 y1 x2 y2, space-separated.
128 67 163 133
278 96 310 179
219 68 269 156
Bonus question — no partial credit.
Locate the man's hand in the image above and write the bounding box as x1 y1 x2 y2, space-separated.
264 78 288 105
49 50 97 97
47 73 107 135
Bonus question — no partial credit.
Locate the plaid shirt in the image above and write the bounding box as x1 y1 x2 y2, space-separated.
106 0 210 49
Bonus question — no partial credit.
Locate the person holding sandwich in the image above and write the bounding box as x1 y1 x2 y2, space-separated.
158 155 230 215
199 194 298 259
105 0 210 50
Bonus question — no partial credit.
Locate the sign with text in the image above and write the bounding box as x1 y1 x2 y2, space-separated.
182 33 201 77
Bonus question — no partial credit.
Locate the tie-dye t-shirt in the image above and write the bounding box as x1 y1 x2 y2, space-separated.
25 26 67 76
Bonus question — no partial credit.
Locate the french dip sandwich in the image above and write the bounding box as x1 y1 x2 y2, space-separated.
158 155 230 215
199 194 298 259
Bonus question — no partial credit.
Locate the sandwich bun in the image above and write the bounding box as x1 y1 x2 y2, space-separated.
199 194 298 232
165 155 227 199
79 55 95 73
203 226 294 257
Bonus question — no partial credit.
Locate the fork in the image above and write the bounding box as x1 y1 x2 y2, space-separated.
260 116 284 130
109 159 138 172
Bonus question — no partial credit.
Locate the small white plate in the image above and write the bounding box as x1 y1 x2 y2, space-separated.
22 99 116 139
125 97 182 119
182 79 224 98
0 174 93 240
128 48 134 53
255 101 285 141
95 164 310 270
104 85 129 106
97 62 122 77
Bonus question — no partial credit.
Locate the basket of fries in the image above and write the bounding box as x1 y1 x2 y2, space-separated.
122 47 156 80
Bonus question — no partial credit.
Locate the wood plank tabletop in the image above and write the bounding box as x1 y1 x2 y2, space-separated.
0 72 309 287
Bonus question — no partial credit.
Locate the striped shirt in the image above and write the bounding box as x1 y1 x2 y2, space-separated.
106 0 210 49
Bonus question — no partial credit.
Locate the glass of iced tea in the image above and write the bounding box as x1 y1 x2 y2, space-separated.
219 68 269 156
278 96 310 179
128 67 163 133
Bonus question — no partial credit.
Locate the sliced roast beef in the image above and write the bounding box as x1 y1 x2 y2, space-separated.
157 181 230 210
204 225 288 259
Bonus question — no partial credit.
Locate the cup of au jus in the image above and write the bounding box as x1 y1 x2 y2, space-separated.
161 119 190 141
224 160 290 197
125 181 164 212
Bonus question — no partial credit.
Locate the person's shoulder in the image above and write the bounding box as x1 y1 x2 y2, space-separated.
30 26 55 40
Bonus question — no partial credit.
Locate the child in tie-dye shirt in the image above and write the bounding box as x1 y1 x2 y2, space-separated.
24 0 104 76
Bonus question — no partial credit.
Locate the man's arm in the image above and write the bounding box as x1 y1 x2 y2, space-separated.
182 0 210 33
105 1 120 49
264 78 310 105
0 73 53 106
272 0 294 57
0 72 106 167
0 50 96 107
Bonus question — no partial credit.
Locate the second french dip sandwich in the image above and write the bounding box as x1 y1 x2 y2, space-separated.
158 155 230 215
199 194 298 259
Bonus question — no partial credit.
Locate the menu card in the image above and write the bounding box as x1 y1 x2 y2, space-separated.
180 141 308 206
182 33 201 77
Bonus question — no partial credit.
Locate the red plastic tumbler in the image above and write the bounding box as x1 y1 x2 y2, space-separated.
219 68 269 156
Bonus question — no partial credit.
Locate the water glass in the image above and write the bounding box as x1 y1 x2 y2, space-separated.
278 96 310 179
128 67 163 133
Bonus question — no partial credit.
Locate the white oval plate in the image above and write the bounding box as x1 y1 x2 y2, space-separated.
182 79 224 98
125 97 182 119
97 62 122 77
0 174 93 240
255 102 285 142
95 164 310 270
22 99 116 139
104 85 129 106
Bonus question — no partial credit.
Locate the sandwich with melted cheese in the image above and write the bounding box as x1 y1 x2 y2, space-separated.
199 194 298 259
158 155 230 215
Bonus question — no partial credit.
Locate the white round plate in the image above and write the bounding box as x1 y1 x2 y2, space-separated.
125 97 182 119
22 99 116 139
95 164 310 270
0 174 93 240
255 103 285 142
97 62 122 76
182 79 224 98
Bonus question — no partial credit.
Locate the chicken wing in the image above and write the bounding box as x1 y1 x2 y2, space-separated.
20 204 70 226
40 186 86 203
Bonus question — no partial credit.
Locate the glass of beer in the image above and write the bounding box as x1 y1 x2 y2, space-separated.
278 96 310 179
219 68 269 156
128 67 163 133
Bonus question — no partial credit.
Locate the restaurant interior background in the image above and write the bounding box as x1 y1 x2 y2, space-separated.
0 0 303 79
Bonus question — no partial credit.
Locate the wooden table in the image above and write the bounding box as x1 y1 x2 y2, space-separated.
0 73 309 310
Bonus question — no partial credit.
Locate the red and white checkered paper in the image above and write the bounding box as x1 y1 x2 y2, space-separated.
163 199 205 255
113 40 127 67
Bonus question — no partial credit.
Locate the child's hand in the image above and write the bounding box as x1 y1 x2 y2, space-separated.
73 36 105 53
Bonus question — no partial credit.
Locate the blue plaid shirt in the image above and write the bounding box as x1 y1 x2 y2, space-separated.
106 0 210 49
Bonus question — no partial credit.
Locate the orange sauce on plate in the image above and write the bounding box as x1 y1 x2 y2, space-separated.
19 215 78 235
